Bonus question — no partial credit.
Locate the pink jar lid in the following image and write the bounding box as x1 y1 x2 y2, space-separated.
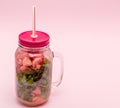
19 31 50 48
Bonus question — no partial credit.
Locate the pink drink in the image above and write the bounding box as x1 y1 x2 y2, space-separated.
15 31 53 106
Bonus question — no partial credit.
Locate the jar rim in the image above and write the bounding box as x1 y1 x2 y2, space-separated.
18 44 50 50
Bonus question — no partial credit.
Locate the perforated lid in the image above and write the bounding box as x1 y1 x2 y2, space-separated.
19 31 50 48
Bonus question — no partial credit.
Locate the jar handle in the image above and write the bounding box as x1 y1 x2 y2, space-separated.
52 51 64 87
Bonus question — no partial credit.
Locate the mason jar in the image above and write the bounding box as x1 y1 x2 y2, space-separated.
15 31 63 106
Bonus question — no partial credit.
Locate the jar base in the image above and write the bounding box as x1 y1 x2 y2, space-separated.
17 97 47 107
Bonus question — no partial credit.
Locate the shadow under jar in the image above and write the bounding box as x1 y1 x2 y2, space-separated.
15 31 63 106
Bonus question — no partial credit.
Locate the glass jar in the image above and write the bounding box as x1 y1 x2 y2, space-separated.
15 31 63 106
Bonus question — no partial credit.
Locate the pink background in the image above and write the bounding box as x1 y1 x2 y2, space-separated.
0 0 120 108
